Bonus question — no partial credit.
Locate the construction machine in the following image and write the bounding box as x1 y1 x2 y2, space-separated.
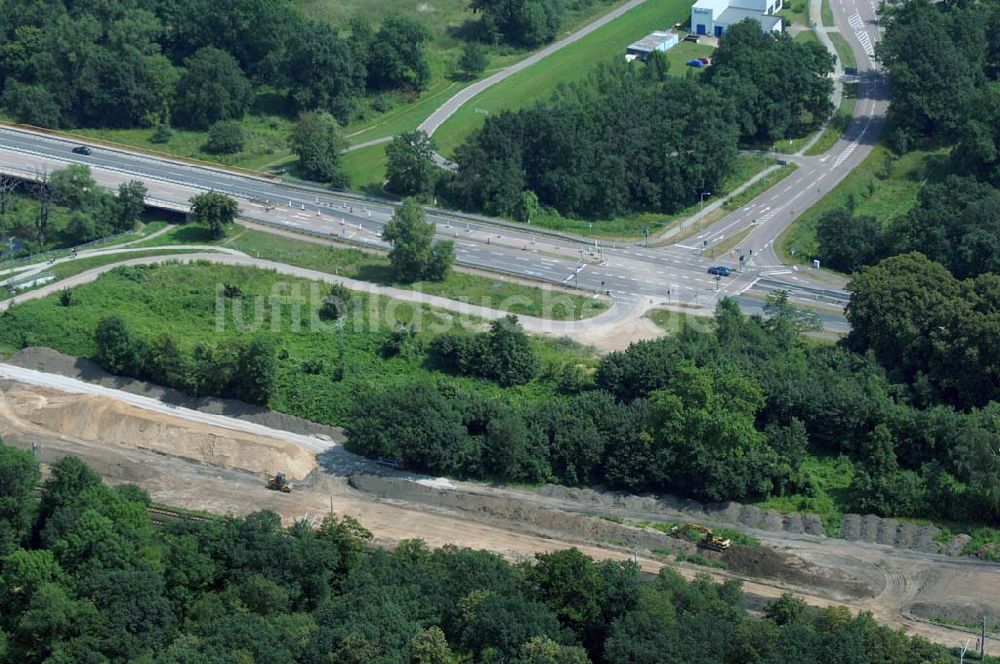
670 523 731 551
266 473 292 493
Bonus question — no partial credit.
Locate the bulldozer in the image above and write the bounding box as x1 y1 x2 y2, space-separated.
670 523 731 552
266 473 292 493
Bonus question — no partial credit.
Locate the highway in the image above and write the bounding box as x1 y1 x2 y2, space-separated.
0 126 816 319
0 0 886 334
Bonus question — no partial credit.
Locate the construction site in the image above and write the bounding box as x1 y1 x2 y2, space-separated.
1 346 997 654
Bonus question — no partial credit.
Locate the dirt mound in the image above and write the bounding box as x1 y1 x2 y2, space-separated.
8 347 343 440
350 476 876 600
4 385 316 480
535 485 815 539
725 546 875 598
838 513 949 555
349 475 692 555
535 484 980 558
908 602 1000 633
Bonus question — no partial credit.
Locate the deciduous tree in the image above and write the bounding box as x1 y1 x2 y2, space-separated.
288 112 349 185
189 191 238 239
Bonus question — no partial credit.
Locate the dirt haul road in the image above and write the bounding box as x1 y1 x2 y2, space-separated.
0 366 996 652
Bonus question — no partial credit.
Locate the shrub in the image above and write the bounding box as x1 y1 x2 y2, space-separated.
150 123 173 144
204 120 246 154
318 283 353 321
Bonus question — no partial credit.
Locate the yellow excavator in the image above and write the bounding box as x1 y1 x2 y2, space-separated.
670 523 731 551
266 473 292 493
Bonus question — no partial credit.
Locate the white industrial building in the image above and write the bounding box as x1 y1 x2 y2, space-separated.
626 30 680 61
691 0 783 37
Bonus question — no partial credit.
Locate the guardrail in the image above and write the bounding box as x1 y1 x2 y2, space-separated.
0 121 280 181
4 271 54 291
756 277 849 302
2 123 604 249
2 230 137 270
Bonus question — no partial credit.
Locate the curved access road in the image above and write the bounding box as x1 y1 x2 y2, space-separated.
665 0 887 301
347 0 649 153
0 250 666 350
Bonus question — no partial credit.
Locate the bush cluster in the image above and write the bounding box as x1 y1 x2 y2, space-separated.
94 314 277 405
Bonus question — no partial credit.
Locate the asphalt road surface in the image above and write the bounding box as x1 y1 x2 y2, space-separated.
680 0 887 280
0 0 885 332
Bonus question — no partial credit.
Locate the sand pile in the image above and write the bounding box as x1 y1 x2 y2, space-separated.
6 387 316 480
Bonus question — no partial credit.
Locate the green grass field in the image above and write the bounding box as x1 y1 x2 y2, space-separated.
432 0 695 156
779 0 809 27
293 0 472 44
0 262 598 425
666 41 715 73
7 248 217 297
828 32 857 70
821 0 834 26
777 144 949 264
647 309 713 334
137 224 608 320
793 29 820 46
340 143 389 195
72 114 296 173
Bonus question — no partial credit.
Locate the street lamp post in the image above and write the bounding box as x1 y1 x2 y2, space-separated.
698 192 711 231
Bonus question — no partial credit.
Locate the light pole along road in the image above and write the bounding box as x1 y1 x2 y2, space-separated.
0 0 885 335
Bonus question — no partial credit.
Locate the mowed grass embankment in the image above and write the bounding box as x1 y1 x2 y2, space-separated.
0 262 599 425
828 32 858 70
777 144 949 263
71 114 296 173
324 0 635 146
134 224 608 320
340 143 390 195
431 0 694 156
821 0 834 26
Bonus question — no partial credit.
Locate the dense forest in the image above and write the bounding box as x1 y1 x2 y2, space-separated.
348 292 1000 526
0 0 614 135
0 0 434 129
0 446 978 663
441 21 833 219
815 0 1000 275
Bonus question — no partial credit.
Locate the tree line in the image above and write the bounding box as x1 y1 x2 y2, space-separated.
347 289 1000 526
0 0 433 130
94 312 277 405
0 166 146 252
468 0 613 48
438 21 832 220
815 0 1000 276
0 446 974 663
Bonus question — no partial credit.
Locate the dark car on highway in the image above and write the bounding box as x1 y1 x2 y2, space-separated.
71 145 92 155
707 266 732 277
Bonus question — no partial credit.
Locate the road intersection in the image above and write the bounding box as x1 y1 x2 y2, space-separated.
0 0 886 336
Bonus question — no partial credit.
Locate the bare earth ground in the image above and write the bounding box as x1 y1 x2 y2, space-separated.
0 354 997 651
